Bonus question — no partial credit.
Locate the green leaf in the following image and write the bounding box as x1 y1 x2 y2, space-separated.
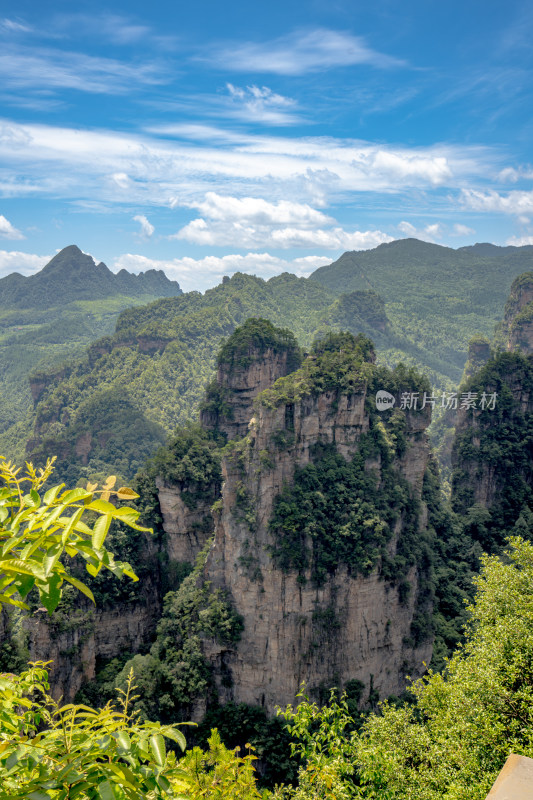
92 514 112 551
60 488 93 504
63 574 95 604
121 562 139 582
150 733 166 766
39 572 62 615
28 792 53 800
162 727 187 751
60 506 85 545
97 781 117 800
0 593 29 610
44 483 65 505
87 499 118 515
0 558 44 578
43 543 64 577
116 731 131 751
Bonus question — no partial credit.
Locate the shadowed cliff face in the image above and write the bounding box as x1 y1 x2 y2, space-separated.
451 275 533 552
504 272 533 354
202 370 434 713
153 327 435 715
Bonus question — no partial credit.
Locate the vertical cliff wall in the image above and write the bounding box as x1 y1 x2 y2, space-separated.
160 319 302 562
196 334 435 713
452 273 533 547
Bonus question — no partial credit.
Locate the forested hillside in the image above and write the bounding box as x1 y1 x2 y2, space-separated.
0 246 182 462
23 238 533 486
26 272 401 484
311 237 533 379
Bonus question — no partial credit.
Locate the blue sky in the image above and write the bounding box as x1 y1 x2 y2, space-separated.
1 0 533 290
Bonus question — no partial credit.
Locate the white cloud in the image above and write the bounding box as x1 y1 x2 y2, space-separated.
133 214 154 238
178 193 333 225
112 173 131 189
452 223 475 236
398 221 444 242
173 218 392 250
0 249 50 276
0 214 24 239
225 83 300 125
206 28 405 75
498 166 533 183
518 216 531 226
460 188 533 215
506 235 533 246
0 44 167 94
1 18 33 33
169 191 391 250
0 120 497 212
113 252 334 292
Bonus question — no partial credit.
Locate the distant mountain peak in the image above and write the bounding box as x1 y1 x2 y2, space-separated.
0 245 182 308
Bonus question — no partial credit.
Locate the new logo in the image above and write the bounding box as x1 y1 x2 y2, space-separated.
375 390 396 411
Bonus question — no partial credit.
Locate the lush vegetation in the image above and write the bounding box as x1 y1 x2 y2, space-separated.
272 537 533 800
270 440 413 587
217 318 302 372
0 457 147 614
5 490 533 797
0 246 181 465
452 351 533 547
311 238 533 381
0 472 270 799
25 238 533 485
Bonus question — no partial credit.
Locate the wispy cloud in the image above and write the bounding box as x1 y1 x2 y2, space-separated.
113 251 333 292
225 83 301 125
0 18 33 33
0 119 504 236
506 235 533 246
0 44 168 94
460 188 533 216
498 165 533 183
452 223 475 236
204 28 406 76
398 220 444 243
52 13 152 45
133 214 155 238
0 214 24 239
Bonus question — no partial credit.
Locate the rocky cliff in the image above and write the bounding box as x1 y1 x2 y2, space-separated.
503 272 533 354
200 318 302 441
452 275 533 546
25 591 159 701
157 324 436 714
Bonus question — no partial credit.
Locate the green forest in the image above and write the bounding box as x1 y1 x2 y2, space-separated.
18 238 533 488
2 242 533 798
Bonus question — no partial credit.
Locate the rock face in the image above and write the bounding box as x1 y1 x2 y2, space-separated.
157 478 218 564
202 379 433 713
200 320 302 441
25 595 159 701
461 336 491 384
452 274 533 520
155 324 436 715
504 272 533 354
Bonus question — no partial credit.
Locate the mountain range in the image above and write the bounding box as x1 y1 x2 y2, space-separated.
0 245 181 462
